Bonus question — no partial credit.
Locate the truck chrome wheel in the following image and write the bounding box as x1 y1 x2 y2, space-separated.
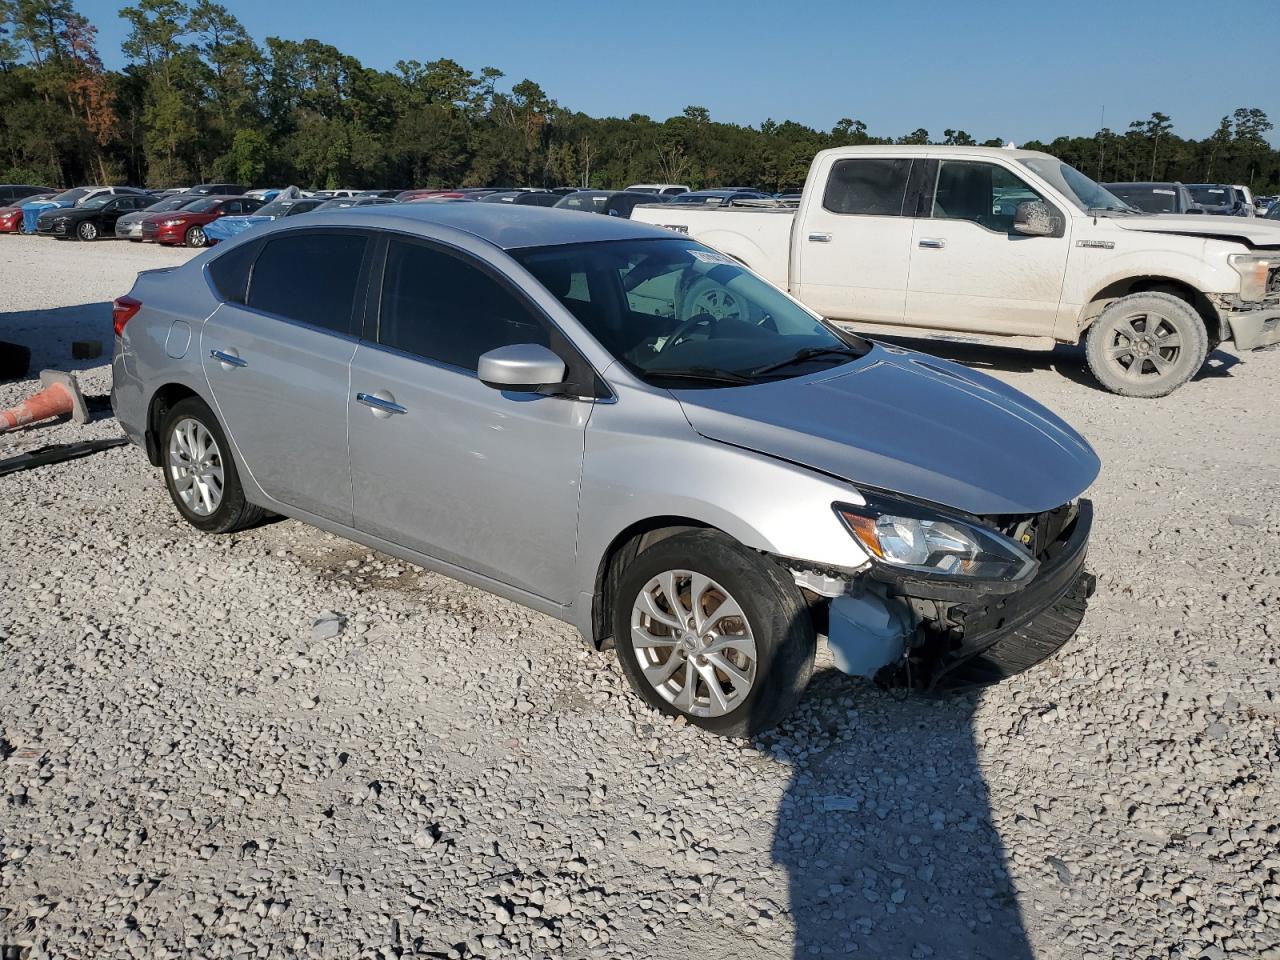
630 570 758 717
1104 311 1182 381
168 417 224 516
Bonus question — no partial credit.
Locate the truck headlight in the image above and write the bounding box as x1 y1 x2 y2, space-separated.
835 494 1038 582
1229 254 1277 302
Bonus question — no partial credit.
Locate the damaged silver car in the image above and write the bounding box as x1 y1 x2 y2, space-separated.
111 204 1100 737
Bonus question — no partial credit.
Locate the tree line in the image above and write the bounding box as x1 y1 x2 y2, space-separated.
2 0 1277 193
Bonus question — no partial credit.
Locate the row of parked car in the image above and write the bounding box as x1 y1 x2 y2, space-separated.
0 180 788 248
1101 180 1277 218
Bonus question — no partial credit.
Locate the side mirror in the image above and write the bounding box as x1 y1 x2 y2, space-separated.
1012 199 1057 236
477 343 567 393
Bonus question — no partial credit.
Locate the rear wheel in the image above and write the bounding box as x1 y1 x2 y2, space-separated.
160 397 264 533
77 221 98 241
613 530 815 737
1084 292 1208 398
185 225 207 248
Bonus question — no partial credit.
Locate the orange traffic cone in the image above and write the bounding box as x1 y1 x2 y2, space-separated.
0 370 89 432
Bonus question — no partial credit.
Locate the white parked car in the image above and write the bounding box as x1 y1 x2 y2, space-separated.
632 146 1280 397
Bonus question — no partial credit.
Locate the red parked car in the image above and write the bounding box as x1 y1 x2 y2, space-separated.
0 194 57 232
139 195 264 247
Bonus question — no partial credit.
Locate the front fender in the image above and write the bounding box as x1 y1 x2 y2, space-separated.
575 391 873 602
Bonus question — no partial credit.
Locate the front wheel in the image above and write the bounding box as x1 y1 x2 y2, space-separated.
77 221 98 241
185 225 207 248
613 529 815 737
160 397 265 533
1084 292 1208 398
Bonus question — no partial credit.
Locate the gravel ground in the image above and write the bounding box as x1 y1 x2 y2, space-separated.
1 235 1278 960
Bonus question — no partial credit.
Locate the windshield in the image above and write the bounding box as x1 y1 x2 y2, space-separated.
256 197 304 217
1106 185 1178 214
184 198 222 213
511 238 869 388
149 195 196 213
79 195 114 210
1188 185 1231 207
51 187 92 204
1019 158 1133 212
554 192 608 210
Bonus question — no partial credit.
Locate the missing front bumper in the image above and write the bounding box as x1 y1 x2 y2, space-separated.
875 500 1095 691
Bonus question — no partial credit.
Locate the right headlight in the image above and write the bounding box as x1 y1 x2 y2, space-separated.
834 493 1038 582
1229 254 1278 302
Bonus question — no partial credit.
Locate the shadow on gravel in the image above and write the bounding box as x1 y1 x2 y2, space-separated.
874 334 1243 390
759 667 1032 959
0 301 112 375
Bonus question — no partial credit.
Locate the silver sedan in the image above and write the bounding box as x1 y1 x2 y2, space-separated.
111 204 1100 736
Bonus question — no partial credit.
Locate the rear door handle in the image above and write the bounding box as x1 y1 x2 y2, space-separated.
356 391 407 417
210 349 247 368
918 238 946 249
807 232 832 243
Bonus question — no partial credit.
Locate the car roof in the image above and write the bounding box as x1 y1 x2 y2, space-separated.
280 200 673 250
816 144 1054 162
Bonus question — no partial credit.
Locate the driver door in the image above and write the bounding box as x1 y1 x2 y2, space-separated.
904 159 1070 337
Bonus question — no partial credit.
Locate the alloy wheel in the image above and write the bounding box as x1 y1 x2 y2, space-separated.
187 226 206 247
79 221 97 241
630 570 758 717
1104 311 1183 381
168 417 224 516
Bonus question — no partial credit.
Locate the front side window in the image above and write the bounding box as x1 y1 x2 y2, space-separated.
378 239 549 371
931 160 1047 232
246 231 368 334
512 238 868 387
822 158 912 216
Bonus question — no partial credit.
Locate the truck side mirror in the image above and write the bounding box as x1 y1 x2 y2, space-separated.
1012 200 1058 237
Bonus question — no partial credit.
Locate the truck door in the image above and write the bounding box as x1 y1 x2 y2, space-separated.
904 159 1070 337
795 156 923 327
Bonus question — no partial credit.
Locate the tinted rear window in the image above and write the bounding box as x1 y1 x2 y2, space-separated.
206 239 264 304
247 231 368 334
822 158 912 216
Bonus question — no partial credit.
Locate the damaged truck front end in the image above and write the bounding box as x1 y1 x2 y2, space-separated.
792 495 1095 691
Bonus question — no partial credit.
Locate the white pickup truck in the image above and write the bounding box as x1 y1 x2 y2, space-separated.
631 145 1280 396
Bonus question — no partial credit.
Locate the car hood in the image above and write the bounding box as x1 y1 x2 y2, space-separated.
1113 214 1280 248
670 345 1100 516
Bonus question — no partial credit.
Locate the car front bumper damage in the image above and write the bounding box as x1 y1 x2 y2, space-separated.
1210 293 1280 351
814 499 1094 692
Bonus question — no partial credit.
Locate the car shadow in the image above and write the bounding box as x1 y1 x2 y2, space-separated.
757 664 1033 959
0 301 113 378
872 335 1242 390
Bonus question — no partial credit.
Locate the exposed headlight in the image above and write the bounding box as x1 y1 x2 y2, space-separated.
161 218 187 227
1229 254 1278 302
835 494 1038 582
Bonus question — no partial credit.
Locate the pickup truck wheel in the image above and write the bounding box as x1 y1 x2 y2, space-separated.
1084 292 1208 398
614 529 815 738
677 276 759 327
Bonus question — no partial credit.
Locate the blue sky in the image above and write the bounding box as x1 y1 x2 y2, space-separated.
77 0 1276 146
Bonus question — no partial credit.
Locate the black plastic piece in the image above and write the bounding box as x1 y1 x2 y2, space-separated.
0 341 31 380
0 437 127 477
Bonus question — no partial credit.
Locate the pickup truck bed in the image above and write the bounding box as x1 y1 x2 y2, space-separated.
633 204 795 289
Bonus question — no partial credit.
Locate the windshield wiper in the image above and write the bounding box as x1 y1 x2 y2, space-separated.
644 366 756 386
749 346 862 377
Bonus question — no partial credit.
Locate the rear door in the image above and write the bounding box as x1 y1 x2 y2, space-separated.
201 229 372 524
347 235 591 602
904 158 1070 337
795 156 922 325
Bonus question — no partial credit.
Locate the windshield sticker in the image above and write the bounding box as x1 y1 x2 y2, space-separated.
689 249 737 266
1153 189 1174 195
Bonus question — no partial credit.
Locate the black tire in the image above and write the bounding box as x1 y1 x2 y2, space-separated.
77 220 98 241
613 529 815 737
159 396 265 533
1084 292 1208 398
185 225 207 248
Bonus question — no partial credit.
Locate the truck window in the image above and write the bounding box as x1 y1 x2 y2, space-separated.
931 161 1045 233
822 158 912 216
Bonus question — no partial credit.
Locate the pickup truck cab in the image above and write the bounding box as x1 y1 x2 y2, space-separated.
632 146 1280 397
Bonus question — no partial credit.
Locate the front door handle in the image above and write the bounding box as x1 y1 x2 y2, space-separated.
356 391 407 418
918 238 946 249
210 349 247 368
807 232 832 243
